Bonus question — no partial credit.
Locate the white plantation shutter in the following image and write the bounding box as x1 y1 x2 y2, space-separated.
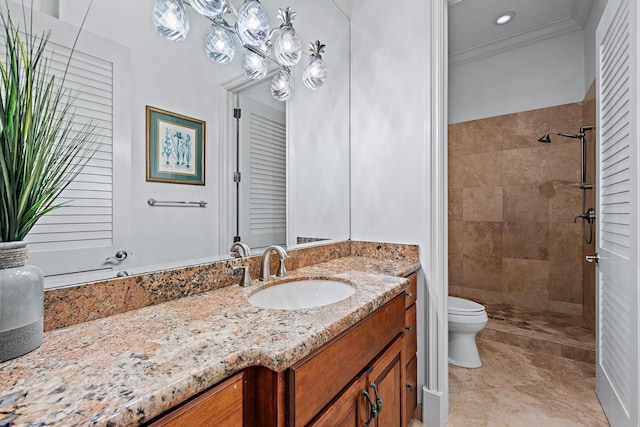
595 0 640 425
25 43 114 252
2 4 132 285
249 113 286 238
239 96 286 248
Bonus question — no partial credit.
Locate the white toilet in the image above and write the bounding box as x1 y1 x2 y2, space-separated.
448 296 488 368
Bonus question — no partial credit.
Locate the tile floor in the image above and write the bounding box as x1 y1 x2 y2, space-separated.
410 303 609 427
448 339 609 426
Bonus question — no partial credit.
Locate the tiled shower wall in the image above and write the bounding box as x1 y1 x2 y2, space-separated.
448 102 587 315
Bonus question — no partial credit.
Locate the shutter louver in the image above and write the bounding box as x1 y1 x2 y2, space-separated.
249 112 286 235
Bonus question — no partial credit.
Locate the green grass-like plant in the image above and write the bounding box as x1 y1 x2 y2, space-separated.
0 4 98 242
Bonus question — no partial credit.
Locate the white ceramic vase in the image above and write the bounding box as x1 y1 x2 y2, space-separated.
0 241 44 362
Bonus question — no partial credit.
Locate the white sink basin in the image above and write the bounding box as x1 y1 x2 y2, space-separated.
248 279 355 310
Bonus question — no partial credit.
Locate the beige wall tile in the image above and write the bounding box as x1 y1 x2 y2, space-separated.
549 222 583 264
462 222 503 258
503 258 549 296
449 154 464 188
449 220 464 255
463 255 503 292
548 183 583 223
449 252 464 288
503 222 549 260
549 261 583 304
462 116 503 155
463 187 503 222
502 108 549 151
449 188 463 221
463 287 503 303
502 147 547 186
543 143 582 184
462 151 503 188
503 185 550 223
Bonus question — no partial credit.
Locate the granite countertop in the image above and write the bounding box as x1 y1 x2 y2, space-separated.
0 255 419 427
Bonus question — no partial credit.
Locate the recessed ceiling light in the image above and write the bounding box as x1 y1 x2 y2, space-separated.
494 11 515 25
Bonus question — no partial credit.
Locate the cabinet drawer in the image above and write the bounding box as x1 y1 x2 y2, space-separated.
148 372 243 427
405 273 417 308
288 294 405 427
405 355 418 424
404 303 417 358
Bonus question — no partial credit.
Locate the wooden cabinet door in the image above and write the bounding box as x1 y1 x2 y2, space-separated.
310 375 369 427
366 337 404 427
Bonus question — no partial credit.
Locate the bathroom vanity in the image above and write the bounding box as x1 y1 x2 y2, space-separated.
147 277 417 427
0 243 420 427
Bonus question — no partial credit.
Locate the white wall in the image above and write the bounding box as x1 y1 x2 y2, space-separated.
350 0 428 401
584 0 609 90
289 2 350 243
449 30 586 124
54 0 350 273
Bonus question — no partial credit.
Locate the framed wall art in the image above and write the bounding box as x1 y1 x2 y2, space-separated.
146 106 205 185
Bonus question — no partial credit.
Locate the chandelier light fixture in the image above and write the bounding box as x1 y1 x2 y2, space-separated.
152 0 328 101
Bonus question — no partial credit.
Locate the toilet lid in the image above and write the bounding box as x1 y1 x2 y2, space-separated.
448 296 485 314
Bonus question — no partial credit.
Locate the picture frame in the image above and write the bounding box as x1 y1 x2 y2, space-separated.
146 106 206 185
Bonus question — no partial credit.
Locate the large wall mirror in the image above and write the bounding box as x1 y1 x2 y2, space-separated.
19 0 350 287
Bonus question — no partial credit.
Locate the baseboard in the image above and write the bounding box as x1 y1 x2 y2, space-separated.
423 387 448 427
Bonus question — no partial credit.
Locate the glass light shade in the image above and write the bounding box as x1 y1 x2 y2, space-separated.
242 51 268 79
273 26 302 67
236 0 270 47
303 56 327 90
189 0 225 17
153 0 189 42
271 69 293 101
205 25 235 64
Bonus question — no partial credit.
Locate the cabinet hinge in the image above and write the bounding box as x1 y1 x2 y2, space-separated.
233 108 241 119
233 172 241 183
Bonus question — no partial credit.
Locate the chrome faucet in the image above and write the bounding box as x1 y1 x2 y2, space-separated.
230 241 251 258
260 245 288 282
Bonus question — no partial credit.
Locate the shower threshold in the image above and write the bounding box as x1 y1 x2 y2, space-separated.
474 302 595 364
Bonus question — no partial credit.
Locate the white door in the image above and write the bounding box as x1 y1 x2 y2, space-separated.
238 95 286 249
595 0 640 425
7 7 132 286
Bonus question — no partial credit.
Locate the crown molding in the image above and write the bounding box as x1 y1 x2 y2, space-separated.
449 17 582 67
571 0 593 27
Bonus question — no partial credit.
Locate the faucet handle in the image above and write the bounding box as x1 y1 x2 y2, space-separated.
235 264 252 287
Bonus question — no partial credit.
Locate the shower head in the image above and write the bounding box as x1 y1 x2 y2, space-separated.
537 134 551 143
537 132 580 143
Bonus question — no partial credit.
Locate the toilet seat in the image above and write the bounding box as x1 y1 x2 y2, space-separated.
448 296 485 315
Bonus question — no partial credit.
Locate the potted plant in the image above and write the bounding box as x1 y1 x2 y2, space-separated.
0 6 97 362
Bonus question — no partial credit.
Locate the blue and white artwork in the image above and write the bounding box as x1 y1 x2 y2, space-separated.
157 119 197 176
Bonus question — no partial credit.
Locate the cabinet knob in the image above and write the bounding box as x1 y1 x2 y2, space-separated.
405 291 413 298
405 325 413 334
406 383 414 391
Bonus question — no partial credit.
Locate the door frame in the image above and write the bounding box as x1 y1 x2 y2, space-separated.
424 1 449 426
218 69 283 255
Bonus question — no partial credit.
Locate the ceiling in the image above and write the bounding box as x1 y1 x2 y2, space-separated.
448 0 594 66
